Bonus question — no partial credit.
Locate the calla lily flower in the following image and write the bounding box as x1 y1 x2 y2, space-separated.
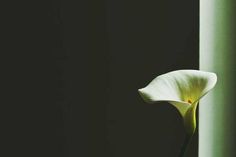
138 70 217 135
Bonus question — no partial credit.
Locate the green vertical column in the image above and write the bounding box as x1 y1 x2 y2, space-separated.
200 0 236 157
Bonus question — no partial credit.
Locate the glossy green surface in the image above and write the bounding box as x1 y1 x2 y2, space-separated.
200 0 236 156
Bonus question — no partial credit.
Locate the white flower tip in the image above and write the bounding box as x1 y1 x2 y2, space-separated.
203 71 217 94
138 88 153 104
212 72 217 85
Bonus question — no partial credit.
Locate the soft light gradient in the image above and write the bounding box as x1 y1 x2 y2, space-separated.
200 0 236 156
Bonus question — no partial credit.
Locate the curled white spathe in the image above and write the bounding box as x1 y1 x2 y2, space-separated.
138 70 217 135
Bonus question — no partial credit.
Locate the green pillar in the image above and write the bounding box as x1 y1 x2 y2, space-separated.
200 0 236 157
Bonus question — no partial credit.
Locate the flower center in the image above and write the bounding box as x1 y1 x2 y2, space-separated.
187 99 192 104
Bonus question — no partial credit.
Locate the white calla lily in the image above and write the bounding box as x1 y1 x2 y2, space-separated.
138 70 217 135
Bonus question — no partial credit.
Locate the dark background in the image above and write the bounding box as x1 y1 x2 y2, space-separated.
2 0 198 156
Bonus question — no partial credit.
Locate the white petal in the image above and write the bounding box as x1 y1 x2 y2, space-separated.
138 70 217 117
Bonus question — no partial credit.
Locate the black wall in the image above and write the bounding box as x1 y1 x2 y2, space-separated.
3 0 198 157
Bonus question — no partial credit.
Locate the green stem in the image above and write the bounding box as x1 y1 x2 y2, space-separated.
178 134 193 157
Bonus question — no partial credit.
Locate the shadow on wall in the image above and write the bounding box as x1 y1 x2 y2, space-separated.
73 0 200 157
